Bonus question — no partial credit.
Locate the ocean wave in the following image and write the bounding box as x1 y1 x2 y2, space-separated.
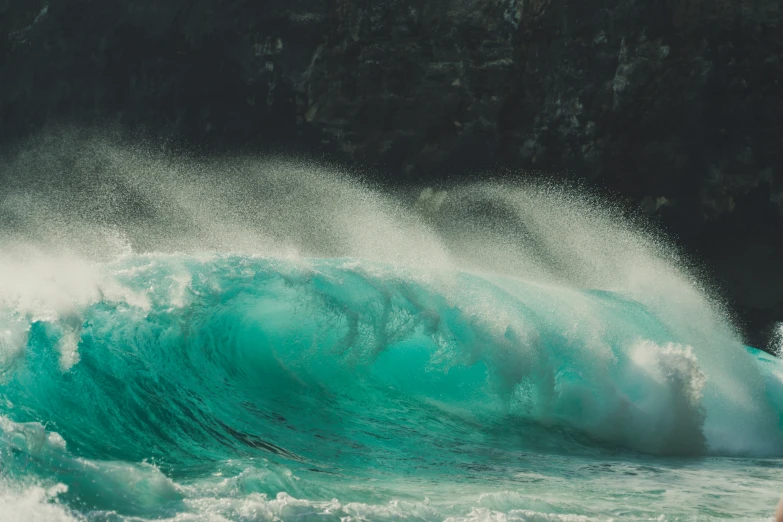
1 254 781 469
1 135 782 520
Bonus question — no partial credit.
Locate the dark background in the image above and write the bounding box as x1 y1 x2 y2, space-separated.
1 0 781 347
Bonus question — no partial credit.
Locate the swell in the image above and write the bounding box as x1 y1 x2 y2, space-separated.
1 254 781 480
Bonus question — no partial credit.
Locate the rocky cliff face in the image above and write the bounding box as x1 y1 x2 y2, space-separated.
1 0 781 346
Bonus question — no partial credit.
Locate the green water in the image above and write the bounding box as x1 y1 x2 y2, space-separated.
1 255 782 521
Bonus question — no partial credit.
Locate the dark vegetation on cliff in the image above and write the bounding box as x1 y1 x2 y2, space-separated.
1 0 781 347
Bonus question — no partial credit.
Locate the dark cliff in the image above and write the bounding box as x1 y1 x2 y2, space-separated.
1 0 782 346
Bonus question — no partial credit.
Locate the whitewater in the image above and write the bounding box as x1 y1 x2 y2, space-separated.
1 132 783 521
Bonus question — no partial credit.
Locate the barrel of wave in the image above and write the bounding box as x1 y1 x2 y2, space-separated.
29 256 783 455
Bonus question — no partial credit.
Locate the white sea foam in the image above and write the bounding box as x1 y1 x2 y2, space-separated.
0 482 80 522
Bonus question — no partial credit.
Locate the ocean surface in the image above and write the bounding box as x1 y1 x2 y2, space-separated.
1 135 782 521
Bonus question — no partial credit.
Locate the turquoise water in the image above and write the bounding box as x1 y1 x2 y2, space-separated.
1 139 783 520
1 254 783 521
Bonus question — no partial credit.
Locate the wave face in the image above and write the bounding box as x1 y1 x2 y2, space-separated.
1 132 783 520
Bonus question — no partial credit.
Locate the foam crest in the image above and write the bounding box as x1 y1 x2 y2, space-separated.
0 483 80 522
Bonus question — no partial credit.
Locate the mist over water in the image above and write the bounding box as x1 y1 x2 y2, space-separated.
1 131 783 521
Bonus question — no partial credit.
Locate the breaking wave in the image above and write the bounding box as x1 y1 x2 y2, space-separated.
1 131 782 520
